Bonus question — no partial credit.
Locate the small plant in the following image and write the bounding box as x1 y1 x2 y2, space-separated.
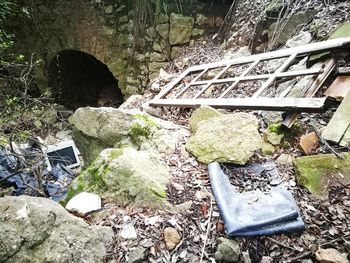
128 114 158 147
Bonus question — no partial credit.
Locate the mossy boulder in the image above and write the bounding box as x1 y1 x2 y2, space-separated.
169 13 194 45
69 107 188 164
293 153 350 196
65 147 170 208
189 105 222 133
186 113 262 164
68 107 134 145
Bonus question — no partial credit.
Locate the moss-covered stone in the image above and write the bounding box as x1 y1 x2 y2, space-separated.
189 105 222 133
65 147 170 208
293 153 350 196
169 13 194 45
264 123 284 145
186 113 262 164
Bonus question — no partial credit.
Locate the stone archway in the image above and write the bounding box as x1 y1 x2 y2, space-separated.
47 50 124 110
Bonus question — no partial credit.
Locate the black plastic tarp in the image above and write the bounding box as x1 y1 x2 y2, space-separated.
208 162 305 236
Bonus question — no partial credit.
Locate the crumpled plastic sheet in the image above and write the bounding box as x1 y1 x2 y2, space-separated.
0 146 73 201
208 162 305 236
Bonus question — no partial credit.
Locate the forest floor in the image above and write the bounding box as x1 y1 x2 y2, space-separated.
90 36 350 263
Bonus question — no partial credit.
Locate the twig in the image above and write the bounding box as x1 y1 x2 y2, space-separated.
199 190 213 263
267 237 301 253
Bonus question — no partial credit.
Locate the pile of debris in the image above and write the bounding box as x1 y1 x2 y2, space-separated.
0 138 80 201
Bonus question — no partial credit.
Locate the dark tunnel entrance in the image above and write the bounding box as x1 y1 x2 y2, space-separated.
47 50 124 110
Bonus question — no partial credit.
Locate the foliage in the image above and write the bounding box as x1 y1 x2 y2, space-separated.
128 114 158 147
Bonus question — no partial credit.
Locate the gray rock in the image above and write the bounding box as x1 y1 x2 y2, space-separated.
150 52 167 62
128 246 147 263
146 27 157 38
171 46 183 59
186 113 262 164
195 14 208 26
264 129 284 145
148 62 169 80
72 129 109 165
215 237 241 262
69 107 134 145
69 107 188 163
192 28 204 37
66 147 170 208
262 142 275 155
276 153 293 166
0 196 113 263
156 23 169 40
189 105 221 133
285 31 312 48
169 13 194 45
268 11 317 46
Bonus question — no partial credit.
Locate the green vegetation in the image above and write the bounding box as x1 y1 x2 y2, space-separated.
129 114 159 147
294 153 350 195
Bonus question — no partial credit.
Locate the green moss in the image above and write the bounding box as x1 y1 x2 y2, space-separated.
107 148 125 160
61 176 85 206
129 114 159 146
267 123 283 134
294 153 350 195
86 162 108 191
134 114 159 127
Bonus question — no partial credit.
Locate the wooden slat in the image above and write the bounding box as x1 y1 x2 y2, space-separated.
182 37 350 73
150 97 327 112
220 60 260 98
194 64 232 98
174 68 209 99
322 91 350 143
155 38 350 100
324 76 350 100
252 54 297 98
185 68 322 86
282 58 337 128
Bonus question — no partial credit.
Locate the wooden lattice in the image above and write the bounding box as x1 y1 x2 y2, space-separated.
150 37 350 112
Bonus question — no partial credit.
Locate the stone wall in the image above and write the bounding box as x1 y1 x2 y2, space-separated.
15 0 229 98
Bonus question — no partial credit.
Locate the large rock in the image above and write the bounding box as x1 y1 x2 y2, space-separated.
69 107 133 145
186 113 262 164
268 11 317 46
69 107 188 164
169 13 194 45
66 147 170 208
189 105 222 133
294 153 350 196
0 196 113 263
